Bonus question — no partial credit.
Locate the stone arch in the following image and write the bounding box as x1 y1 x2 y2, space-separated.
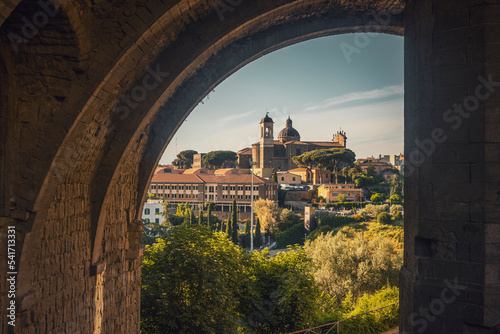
1 0 499 332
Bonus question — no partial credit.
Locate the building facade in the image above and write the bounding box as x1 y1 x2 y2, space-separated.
317 184 363 203
147 171 278 214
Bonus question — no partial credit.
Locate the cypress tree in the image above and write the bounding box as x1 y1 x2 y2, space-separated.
190 209 196 227
244 219 251 248
272 170 278 182
231 199 238 244
198 204 203 225
225 218 232 236
255 218 262 249
207 203 212 228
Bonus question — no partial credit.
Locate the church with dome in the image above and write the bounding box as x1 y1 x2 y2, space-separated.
237 113 348 172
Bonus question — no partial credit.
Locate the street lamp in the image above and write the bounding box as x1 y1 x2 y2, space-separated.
250 160 257 251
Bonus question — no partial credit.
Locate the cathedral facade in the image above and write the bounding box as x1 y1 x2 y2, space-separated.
237 114 347 171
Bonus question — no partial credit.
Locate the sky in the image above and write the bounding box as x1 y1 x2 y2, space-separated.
160 33 404 165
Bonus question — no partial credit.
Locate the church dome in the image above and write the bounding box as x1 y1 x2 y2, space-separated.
278 117 300 142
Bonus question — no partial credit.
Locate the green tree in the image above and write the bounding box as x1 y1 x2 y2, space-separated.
244 219 251 248
202 150 237 169
304 231 402 301
189 208 196 226
366 163 377 177
370 193 386 203
172 149 198 169
253 199 280 234
293 148 356 183
338 193 347 202
377 212 391 225
254 218 262 249
389 194 401 204
141 226 246 333
231 199 238 244
159 200 171 227
206 202 213 228
226 218 232 236
389 174 403 197
141 218 169 246
272 170 278 182
198 204 203 225
244 248 321 333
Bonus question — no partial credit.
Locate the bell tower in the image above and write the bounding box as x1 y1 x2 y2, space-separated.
259 112 274 168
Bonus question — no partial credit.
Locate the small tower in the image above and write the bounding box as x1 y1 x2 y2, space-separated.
259 112 274 168
333 129 347 147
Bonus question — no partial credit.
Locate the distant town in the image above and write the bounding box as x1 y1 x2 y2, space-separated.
143 113 404 230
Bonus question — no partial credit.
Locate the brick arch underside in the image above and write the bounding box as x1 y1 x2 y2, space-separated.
0 0 404 332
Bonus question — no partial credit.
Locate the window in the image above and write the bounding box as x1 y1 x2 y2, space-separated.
222 195 227 199
238 195 243 199
238 186 243 191
179 185 184 190
245 186 251 191
172 194 177 198
155 218 160 224
151 185 156 190
165 194 170 198
223 185 228 191
293 177 296 181
186 185 191 190
230 185 236 191
209 186 215 192
172 185 177 190
281 177 284 181
296 149 301 155
158 185 163 190
253 186 258 191
231 195 235 199
332 192 338 196
179 194 184 198
246 195 250 200
144 208 150 215
165 185 170 190
155 208 160 213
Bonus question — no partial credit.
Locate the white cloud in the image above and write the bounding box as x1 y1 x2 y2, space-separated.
303 85 404 112
218 110 256 123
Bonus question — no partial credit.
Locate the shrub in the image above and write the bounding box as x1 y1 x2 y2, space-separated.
370 193 386 203
377 212 391 225
317 215 356 229
340 286 399 334
304 232 402 301
275 223 305 248
392 210 402 221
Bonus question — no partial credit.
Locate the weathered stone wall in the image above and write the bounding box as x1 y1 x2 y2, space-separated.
401 0 500 332
8 0 497 333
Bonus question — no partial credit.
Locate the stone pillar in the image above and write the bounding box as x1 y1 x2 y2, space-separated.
401 0 500 332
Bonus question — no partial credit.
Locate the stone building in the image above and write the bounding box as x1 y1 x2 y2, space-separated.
148 171 278 213
237 114 347 174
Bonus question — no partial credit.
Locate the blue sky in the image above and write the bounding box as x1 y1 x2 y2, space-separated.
160 33 404 164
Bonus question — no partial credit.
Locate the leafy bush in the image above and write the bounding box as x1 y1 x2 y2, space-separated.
317 215 356 229
304 231 402 301
340 286 399 334
377 212 391 225
141 226 246 334
392 210 402 221
275 223 305 248
370 193 386 203
357 204 389 220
